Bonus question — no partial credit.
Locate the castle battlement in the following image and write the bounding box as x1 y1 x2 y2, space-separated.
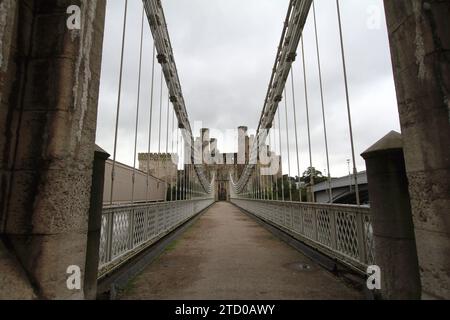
138 153 178 161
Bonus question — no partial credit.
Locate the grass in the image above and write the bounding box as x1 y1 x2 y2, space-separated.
164 239 180 252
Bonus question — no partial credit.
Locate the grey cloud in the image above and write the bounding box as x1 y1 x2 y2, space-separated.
96 0 400 178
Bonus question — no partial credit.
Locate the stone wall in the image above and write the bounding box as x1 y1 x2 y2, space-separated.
138 153 178 184
384 0 450 299
0 0 106 299
103 159 166 204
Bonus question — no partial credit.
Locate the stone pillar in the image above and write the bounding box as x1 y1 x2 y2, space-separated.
84 146 109 300
0 0 106 299
362 131 421 300
0 0 19 233
383 1 450 299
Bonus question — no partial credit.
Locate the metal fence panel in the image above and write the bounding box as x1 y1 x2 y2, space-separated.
99 198 214 276
231 198 373 273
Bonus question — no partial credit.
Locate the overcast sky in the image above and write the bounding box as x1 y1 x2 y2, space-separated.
96 0 400 178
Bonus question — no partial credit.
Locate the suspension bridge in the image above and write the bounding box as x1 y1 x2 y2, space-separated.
0 0 449 300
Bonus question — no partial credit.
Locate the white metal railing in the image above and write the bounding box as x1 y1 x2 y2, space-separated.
230 198 374 273
98 198 214 277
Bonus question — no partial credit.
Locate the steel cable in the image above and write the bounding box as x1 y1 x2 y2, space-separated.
146 44 156 201
284 89 293 202
336 0 360 206
110 0 129 205
313 1 333 203
290 67 302 202
131 7 145 204
301 36 315 202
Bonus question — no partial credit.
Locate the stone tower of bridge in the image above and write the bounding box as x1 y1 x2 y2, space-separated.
383 0 450 299
0 0 107 299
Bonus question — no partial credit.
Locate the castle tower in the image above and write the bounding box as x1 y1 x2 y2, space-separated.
138 153 178 183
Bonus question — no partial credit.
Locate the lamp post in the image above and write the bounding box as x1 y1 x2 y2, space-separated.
347 159 351 192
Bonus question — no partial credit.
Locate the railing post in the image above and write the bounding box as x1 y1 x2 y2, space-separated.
84 146 110 300
106 211 114 263
313 207 318 241
362 131 421 299
355 212 366 265
144 207 149 242
128 208 135 250
299 206 304 235
290 204 294 229
330 209 337 250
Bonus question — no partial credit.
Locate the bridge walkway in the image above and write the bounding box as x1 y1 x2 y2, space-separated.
119 202 363 300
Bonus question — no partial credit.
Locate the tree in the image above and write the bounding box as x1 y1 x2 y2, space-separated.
300 167 327 185
272 176 307 202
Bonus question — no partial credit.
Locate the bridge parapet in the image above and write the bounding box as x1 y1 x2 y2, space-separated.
230 198 373 274
98 198 214 278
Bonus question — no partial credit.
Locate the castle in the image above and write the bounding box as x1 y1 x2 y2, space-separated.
138 126 282 201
